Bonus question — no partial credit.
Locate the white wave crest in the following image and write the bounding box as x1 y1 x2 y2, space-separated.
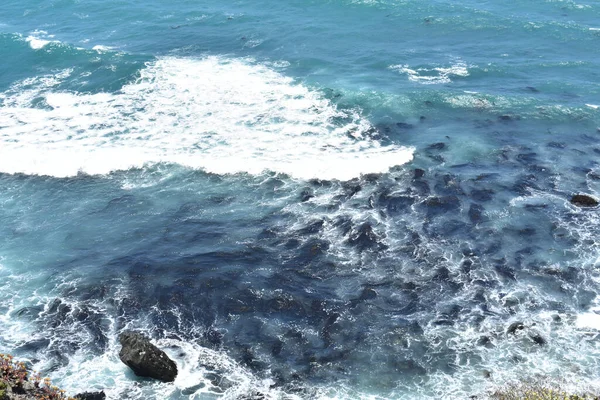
25 30 60 50
390 62 469 85
0 56 413 180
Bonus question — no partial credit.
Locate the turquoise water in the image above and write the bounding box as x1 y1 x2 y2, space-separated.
2 0 600 399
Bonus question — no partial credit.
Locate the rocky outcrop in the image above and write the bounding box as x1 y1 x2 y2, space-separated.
118 331 178 382
570 194 599 207
0 353 101 400
74 391 106 400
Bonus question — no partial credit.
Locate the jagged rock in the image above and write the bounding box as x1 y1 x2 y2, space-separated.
118 331 178 382
570 194 599 207
74 392 106 400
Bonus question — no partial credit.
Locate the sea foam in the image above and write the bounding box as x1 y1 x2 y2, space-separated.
0 56 413 181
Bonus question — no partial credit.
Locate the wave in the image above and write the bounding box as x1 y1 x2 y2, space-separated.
389 62 470 85
0 56 413 181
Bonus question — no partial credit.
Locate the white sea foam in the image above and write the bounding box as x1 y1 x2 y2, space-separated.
0 56 413 181
390 62 469 85
25 30 59 50
52 333 301 399
92 45 115 53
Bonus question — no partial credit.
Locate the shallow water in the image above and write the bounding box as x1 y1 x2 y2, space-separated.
1 0 600 399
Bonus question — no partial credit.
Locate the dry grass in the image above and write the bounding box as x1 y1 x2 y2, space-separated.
490 381 600 400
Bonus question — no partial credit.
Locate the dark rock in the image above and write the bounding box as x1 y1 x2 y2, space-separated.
434 174 464 196
14 305 44 319
427 142 446 151
494 261 516 281
547 141 566 149
570 194 599 207
422 195 460 217
358 287 377 301
237 391 267 400
506 321 525 335
396 122 414 130
15 338 50 353
74 392 106 400
346 222 386 251
296 219 324 235
432 219 468 237
516 152 537 164
297 238 329 261
468 203 485 224
386 196 414 215
341 180 362 197
299 188 314 202
470 189 494 202
528 332 547 346
518 227 536 237
511 174 540 195
118 331 178 382
411 180 430 196
413 168 425 179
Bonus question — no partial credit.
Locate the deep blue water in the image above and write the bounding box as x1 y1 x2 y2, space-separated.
2 0 600 399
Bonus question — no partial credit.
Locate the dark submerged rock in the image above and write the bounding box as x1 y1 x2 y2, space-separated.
346 222 386 251
396 122 414 130
498 114 519 122
74 392 106 400
422 195 460 217
528 332 547 346
358 287 377 301
506 321 525 335
468 203 485 224
299 188 314 202
118 331 178 382
477 336 493 348
386 196 414 215
470 189 494 202
237 391 267 400
427 142 446 151
570 194 599 207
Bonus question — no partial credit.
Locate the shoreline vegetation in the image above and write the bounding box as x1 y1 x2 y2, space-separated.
0 353 103 400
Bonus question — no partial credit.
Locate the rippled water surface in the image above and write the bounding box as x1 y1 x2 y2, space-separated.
1 0 600 399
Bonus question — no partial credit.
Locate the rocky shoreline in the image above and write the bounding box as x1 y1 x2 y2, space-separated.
0 331 173 400
0 353 105 400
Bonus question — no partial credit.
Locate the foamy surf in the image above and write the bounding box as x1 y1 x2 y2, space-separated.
0 56 413 181
389 62 469 85
24 30 60 50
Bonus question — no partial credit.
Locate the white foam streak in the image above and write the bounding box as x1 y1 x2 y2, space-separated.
0 56 413 180
390 62 469 85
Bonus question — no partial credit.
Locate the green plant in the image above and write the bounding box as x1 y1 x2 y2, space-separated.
0 353 76 400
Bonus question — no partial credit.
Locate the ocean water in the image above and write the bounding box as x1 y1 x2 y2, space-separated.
1 0 600 398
